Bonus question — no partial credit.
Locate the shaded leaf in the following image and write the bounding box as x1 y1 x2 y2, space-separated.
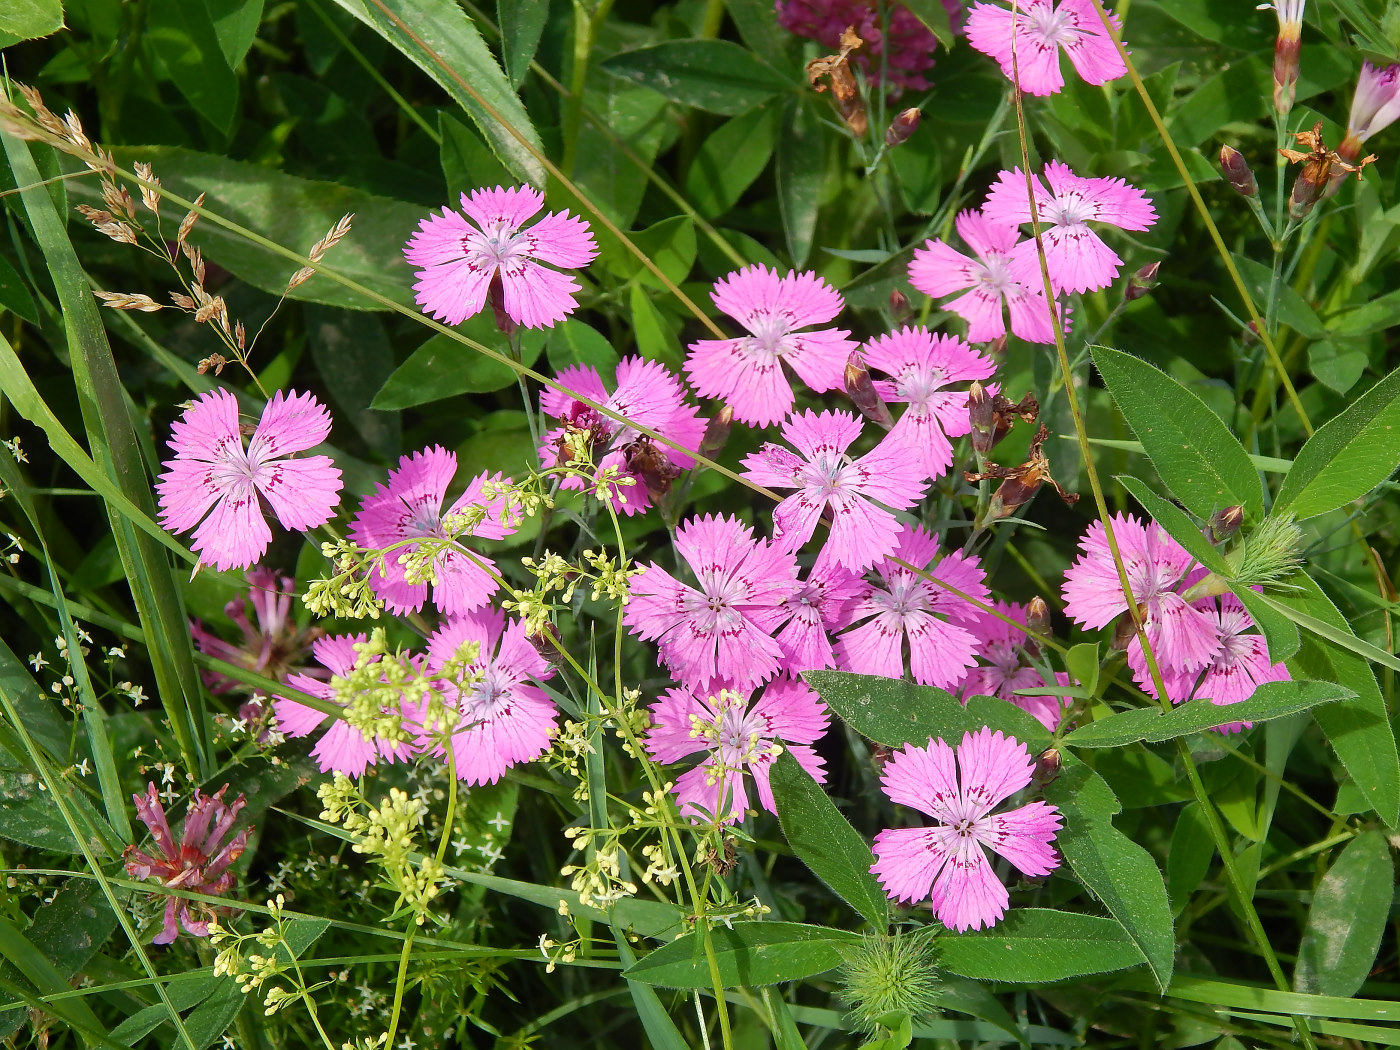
372 326 546 409
1294 831 1394 998
775 97 823 268
147 0 239 132
601 40 794 115
497 0 548 88
683 105 777 219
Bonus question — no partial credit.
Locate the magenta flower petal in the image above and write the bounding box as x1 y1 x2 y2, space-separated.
965 0 1126 96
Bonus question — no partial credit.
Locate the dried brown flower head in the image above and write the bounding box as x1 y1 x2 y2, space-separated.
807 26 867 138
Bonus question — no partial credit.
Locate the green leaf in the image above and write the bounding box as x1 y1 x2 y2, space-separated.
497 0 548 88
1116 476 1232 576
203 0 265 68
547 318 620 375
107 979 222 1045
623 922 857 989
1063 680 1352 748
612 931 691 1050
1065 643 1100 695
372 325 546 409
1165 803 1214 916
438 111 511 199
1273 362 1400 520
147 0 240 133
1091 346 1263 519
683 105 777 219
1044 757 1175 990
0 251 38 324
775 97 822 267
1294 831 1395 998
629 283 684 369
1277 575 1400 826
939 909 1147 983
1082 436 1292 474
1232 254 1324 338
330 0 546 186
0 767 115 853
1233 587 1300 663
306 305 400 460
601 40 794 115
769 751 888 929
804 670 1052 752
0 0 63 40
606 215 697 289
903 0 955 48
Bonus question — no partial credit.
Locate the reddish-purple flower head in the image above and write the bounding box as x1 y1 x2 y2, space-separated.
776 0 946 95
348 447 519 617
624 514 800 694
983 162 1157 295
191 565 324 695
685 265 857 428
741 409 927 571
645 677 829 823
405 185 597 330
156 389 343 573
909 211 1062 345
125 783 250 944
871 728 1062 931
965 0 1126 97
422 609 557 785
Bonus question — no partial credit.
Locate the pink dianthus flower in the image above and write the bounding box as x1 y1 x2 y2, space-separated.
834 525 990 689
156 389 342 573
348 447 519 617
775 0 949 95
423 609 557 785
908 210 1061 345
624 515 801 694
871 728 1062 932
965 0 1126 96
1339 62 1400 163
774 561 867 675
539 356 706 515
861 326 997 482
272 634 418 777
740 409 927 570
1061 513 1219 674
959 602 1070 731
404 185 597 329
124 783 250 944
982 162 1157 295
685 265 857 428
645 677 829 823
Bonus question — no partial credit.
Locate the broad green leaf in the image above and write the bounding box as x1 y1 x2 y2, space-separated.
547 318 620 375
1165 802 1214 916
1083 435 1291 474
439 111 511 199
770 751 888 929
204 0 265 68
1116 476 1232 576
603 215 697 289
939 909 1146 982
1294 831 1394 998
1278 575 1399 826
903 0 955 48
330 0 545 186
1273 362 1400 520
601 40 794 115
629 284 684 370
1309 340 1369 394
623 922 858 988
0 0 63 40
1063 680 1351 748
306 305 400 460
804 671 1052 752
107 979 222 1045
570 81 673 229
1233 586 1300 663
0 767 115 854
775 97 823 268
87 146 420 310
1233 254 1324 338
683 105 777 219
147 0 239 133
1065 643 1100 695
1092 346 1262 518
1044 757 1175 990
497 0 548 88
372 326 546 409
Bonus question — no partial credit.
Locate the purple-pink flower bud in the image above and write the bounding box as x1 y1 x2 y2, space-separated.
1219 145 1258 198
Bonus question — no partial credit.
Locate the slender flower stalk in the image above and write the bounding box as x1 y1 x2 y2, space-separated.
1268 0 1306 116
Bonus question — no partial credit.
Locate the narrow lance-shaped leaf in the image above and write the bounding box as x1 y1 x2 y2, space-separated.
1092 346 1263 519
1273 362 1400 520
1294 830 1395 998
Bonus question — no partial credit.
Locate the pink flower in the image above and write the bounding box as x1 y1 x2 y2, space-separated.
960 602 1070 730
1129 593 1290 731
423 609 557 785
624 515 801 694
124 783 249 944
982 162 1157 295
1061 513 1219 674
685 265 857 428
348 447 519 616
191 566 324 695
775 0 948 94
404 185 597 329
834 525 990 689
861 326 997 482
1340 62 1400 162
908 210 1061 344
871 728 1062 931
156 389 342 573
272 635 418 777
965 0 1126 97
775 562 867 675
740 409 927 570
645 677 829 823
539 356 706 515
